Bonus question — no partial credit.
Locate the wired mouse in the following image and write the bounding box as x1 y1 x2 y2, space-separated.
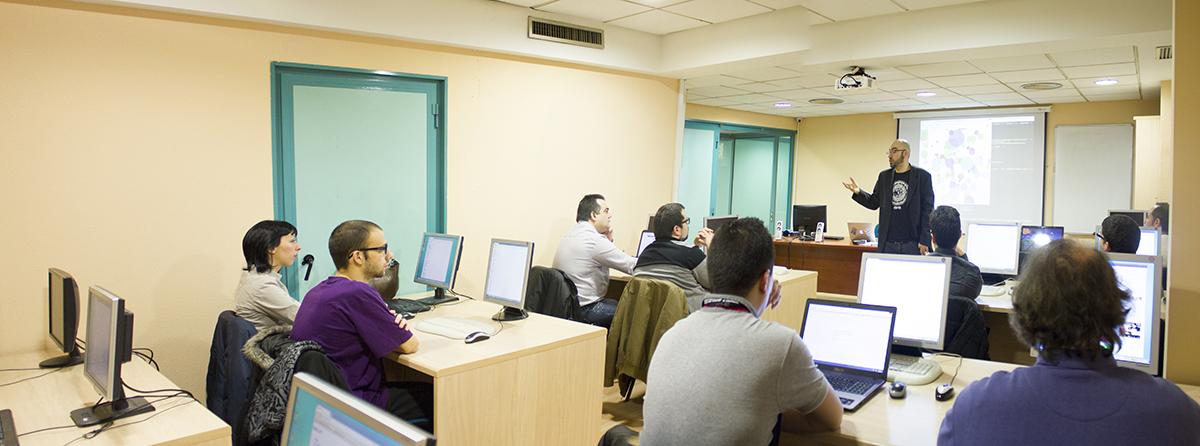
464 331 491 344
888 381 906 399
935 383 955 401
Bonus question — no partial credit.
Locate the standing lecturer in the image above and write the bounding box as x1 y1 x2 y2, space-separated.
843 139 934 255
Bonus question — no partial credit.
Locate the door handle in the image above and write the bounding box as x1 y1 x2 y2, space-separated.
301 254 315 281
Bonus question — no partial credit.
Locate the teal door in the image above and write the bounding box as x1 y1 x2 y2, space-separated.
678 121 795 234
730 137 776 224
272 63 446 298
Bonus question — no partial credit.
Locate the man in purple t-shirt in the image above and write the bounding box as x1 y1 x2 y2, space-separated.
292 220 428 428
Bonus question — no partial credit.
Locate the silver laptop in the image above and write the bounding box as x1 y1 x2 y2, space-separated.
848 222 872 242
800 299 896 411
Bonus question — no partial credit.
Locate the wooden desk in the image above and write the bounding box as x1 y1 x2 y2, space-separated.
608 269 818 332
387 298 606 446
774 238 876 295
0 351 230 445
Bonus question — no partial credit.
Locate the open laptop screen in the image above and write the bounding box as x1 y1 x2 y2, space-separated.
801 302 894 374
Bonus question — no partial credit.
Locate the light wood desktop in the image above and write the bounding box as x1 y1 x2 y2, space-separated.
386 297 606 446
609 269 818 332
0 350 230 446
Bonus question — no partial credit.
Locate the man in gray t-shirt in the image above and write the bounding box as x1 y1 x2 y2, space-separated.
642 218 842 446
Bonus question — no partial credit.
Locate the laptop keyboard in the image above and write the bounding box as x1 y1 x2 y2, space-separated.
827 374 872 395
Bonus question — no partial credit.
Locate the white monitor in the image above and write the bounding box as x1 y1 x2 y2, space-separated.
636 230 656 257
1136 227 1161 256
483 238 534 321
1106 253 1163 375
966 221 1022 275
282 373 434 446
856 253 952 350
413 233 463 290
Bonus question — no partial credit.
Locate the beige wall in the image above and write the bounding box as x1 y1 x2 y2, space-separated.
793 100 1161 234
685 103 798 131
1166 0 1200 384
0 2 678 399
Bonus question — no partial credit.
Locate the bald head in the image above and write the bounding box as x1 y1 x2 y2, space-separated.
888 139 911 169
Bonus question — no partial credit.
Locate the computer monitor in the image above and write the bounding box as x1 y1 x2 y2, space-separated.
1019 226 1064 253
1106 253 1163 375
483 239 534 321
857 253 951 351
412 233 463 300
1109 209 1147 225
42 268 82 368
70 286 152 427
704 215 737 233
282 373 435 446
636 230 655 257
646 214 655 232
792 205 827 234
1136 227 1161 256
965 221 1022 276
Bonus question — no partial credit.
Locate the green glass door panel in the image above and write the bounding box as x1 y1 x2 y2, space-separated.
774 137 794 230
715 138 734 216
730 137 775 224
679 126 717 242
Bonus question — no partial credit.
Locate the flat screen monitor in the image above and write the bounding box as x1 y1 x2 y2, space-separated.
483 239 534 321
1106 253 1162 375
704 215 737 233
792 205 827 234
1136 227 1160 256
1019 226 1063 253
646 214 655 232
72 286 151 427
412 233 463 299
857 253 951 350
282 373 435 446
636 230 655 257
43 268 82 368
966 221 1022 275
1109 209 1147 225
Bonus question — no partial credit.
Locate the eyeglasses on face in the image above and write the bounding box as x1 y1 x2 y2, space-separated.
354 244 389 257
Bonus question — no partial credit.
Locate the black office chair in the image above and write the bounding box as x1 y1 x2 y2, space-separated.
524 266 581 321
942 295 990 360
205 310 257 443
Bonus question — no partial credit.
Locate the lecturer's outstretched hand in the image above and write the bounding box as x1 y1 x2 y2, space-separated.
842 177 861 194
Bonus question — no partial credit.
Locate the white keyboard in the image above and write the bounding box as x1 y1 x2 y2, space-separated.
980 285 1007 296
887 355 943 385
414 316 496 339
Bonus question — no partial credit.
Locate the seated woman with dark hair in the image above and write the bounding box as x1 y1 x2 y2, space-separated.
234 220 302 330
938 240 1200 445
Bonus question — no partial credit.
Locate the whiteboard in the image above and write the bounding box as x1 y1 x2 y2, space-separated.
1052 124 1133 233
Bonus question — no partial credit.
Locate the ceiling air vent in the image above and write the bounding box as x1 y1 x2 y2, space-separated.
1157 45 1173 60
528 17 604 49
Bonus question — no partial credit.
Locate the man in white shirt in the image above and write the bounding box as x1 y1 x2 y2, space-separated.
553 194 637 328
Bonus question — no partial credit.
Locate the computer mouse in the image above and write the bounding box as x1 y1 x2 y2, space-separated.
888 381 906 399
935 383 955 401
464 331 491 344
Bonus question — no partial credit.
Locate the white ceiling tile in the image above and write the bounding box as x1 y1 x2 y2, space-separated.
1038 96 1088 104
1019 87 1080 98
772 88 830 100
926 73 998 87
989 68 1065 83
969 54 1055 72
608 9 708 34
769 73 838 89
870 99 925 107
1061 63 1138 78
860 67 914 81
810 86 878 96
751 0 810 9
939 102 986 109
724 93 782 103
805 10 833 24
1078 86 1140 96
978 98 1034 106
1069 75 1139 89
626 0 691 7
918 94 973 104
726 66 802 82
892 0 986 10
875 78 938 91
891 88 950 98
665 0 772 23
691 97 742 106
849 91 904 102
496 0 547 7
687 85 750 97
1051 47 1136 67
734 82 790 93
898 61 981 77
1084 92 1143 102
949 84 1014 95
969 92 1026 101
537 0 650 22
684 75 750 88
793 0 904 21
1003 81 1068 93
686 93 710 100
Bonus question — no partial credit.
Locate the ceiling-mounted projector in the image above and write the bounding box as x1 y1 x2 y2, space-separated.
835 66 876 90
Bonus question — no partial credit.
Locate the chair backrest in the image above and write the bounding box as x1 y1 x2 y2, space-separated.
943 296 990 360
206 310 258 435
524 266 580 320
606 277 689 397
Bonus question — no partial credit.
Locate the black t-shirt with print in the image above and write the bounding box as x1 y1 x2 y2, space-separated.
887 169 916 242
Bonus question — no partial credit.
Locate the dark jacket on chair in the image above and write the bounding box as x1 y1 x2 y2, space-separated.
605 277 688 399
942 295 989 360
242 325 349 445
206 310 257 440
524 266 581 321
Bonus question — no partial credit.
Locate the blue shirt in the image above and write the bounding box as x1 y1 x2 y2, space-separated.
292 276 412 409
939 354 1200 445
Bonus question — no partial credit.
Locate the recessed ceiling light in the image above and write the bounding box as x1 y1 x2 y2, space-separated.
1020 82 1063 91
1095 78 1119 86
809 98 845 105
915 91 937 97
774 101 793 108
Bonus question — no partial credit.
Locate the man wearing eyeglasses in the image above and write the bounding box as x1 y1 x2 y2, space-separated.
634 203 715 310
842 139 935 255
554 194 638 328
292 219 431 430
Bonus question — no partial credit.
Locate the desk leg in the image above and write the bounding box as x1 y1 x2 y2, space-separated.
431 336 605 445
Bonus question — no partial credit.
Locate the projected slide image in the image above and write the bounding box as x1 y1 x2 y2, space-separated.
919 118 992 205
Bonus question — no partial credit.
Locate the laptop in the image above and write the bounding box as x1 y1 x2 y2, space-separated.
636 230 655 257
848 223 872 242
800 299 896 411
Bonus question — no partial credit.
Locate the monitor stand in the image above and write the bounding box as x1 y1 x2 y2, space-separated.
39 348 83 368
492 306 528 322
887 345 943 386
70 397 155 427
417 288 459 306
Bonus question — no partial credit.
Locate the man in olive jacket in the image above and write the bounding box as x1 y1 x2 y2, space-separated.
843 139 935 255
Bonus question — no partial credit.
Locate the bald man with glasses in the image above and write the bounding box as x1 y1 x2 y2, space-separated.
843 139 935 255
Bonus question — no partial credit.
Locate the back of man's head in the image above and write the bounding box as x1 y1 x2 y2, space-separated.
653 203 686 240
1101 215 1140 254
1151 202 1170 235
329 220 381 270
929 205 962 249
709 218 774 297
575 194 605 222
